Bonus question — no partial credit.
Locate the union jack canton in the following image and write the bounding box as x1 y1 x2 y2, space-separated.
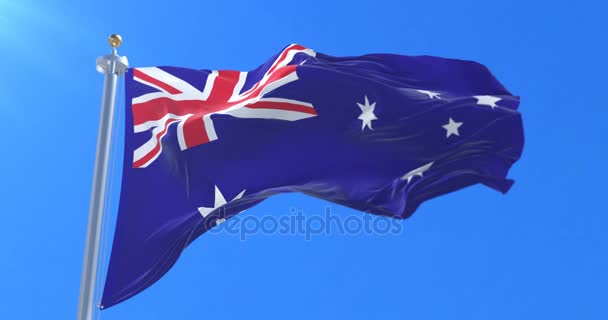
131 44 317 168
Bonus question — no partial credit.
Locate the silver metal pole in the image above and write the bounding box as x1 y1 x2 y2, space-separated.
77 35 128 320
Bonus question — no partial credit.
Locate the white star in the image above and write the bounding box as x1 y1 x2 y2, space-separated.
442 118 463 138
198 186 246 225
474 95 501 109
416 89 441 99
401 162 434 184
356 95 378 131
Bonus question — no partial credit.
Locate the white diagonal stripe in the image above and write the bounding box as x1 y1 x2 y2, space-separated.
133 118 182 168
202 113 218 141
136 67 202 95
176 114 193 151
228 72 248 102
200 70 218 100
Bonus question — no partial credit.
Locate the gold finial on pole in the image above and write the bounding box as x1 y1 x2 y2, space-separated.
108 34 123 48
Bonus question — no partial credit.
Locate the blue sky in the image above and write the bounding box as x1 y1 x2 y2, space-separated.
0 0 606 319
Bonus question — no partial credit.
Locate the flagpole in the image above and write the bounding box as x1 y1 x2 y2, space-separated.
77 34 128 320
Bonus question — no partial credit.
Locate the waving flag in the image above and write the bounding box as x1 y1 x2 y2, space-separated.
102 44 524 308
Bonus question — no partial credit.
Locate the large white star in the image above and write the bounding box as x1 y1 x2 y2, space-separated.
442 117 463 138
474 95 501 109
416 89 441 99
356 95 378 131
401 162 435 184
198 186 246 225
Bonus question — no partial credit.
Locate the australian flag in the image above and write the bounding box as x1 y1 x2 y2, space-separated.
101 44 524 308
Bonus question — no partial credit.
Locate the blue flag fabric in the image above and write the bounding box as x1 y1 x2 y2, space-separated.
101 45 524 308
